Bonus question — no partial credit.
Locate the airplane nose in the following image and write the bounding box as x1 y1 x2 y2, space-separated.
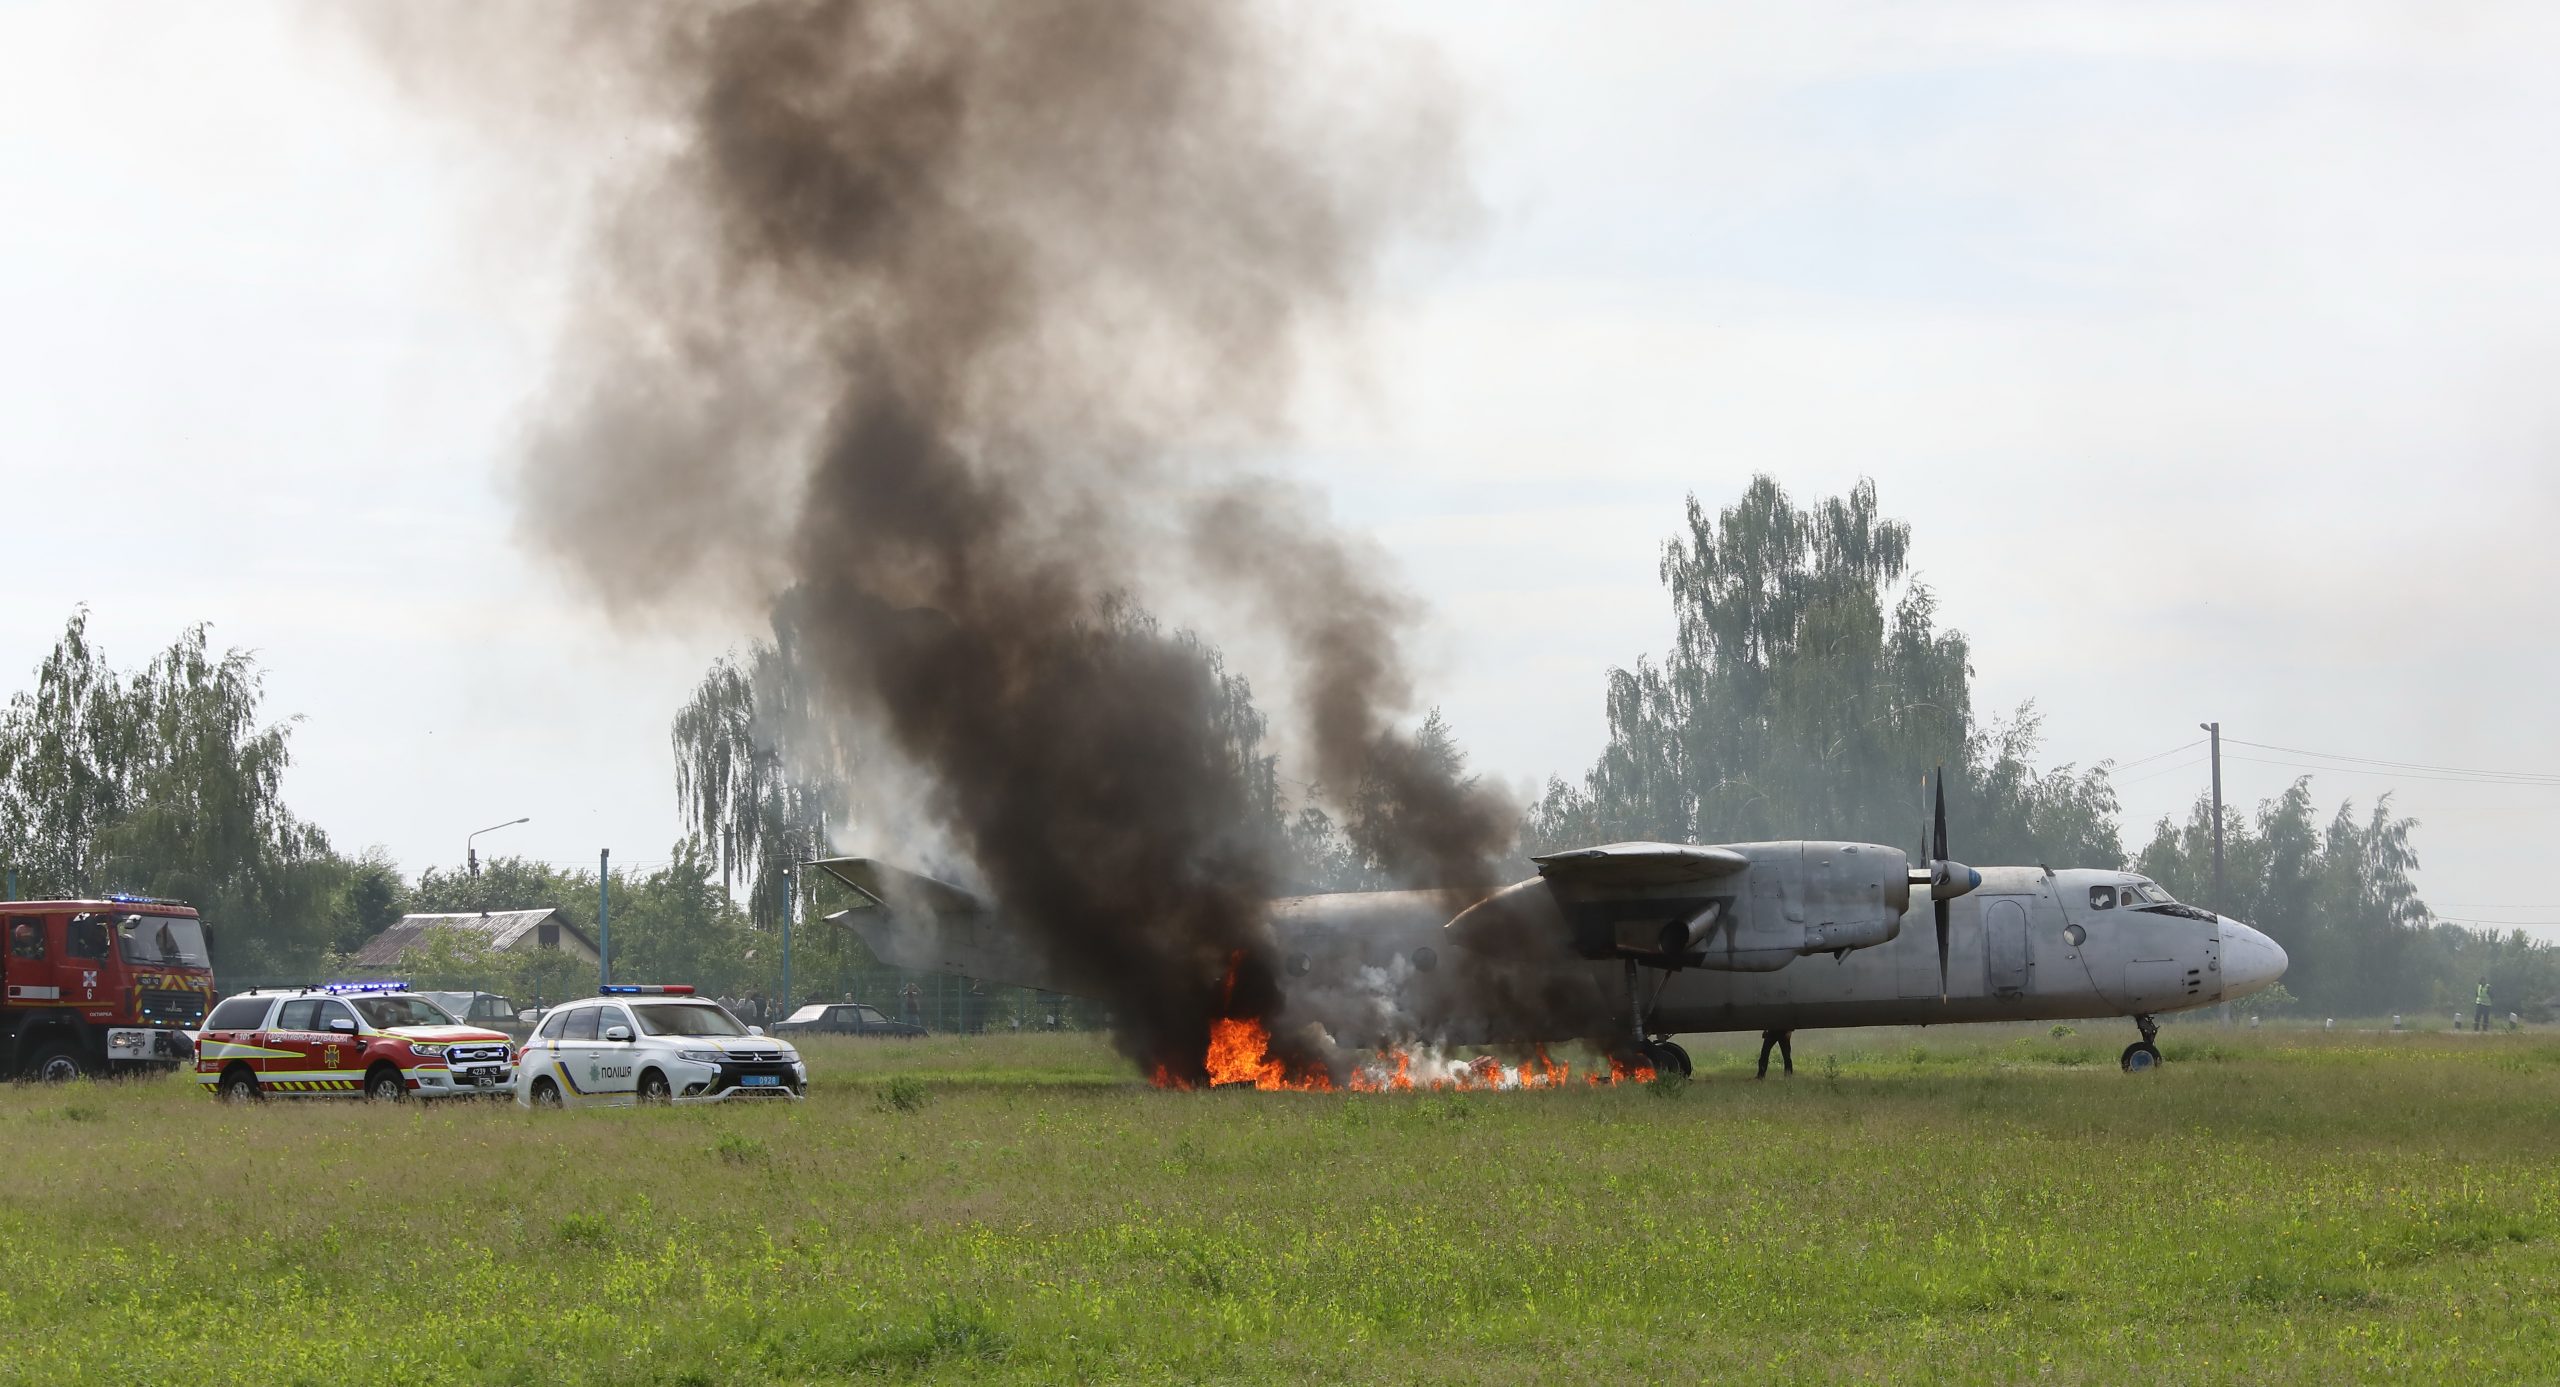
2219 918 2288 1002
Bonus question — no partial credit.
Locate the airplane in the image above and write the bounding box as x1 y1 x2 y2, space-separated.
808 780 2288 1079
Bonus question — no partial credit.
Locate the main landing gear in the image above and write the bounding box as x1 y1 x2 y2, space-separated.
2120 1013 2162 1073
1622 958 1694 1078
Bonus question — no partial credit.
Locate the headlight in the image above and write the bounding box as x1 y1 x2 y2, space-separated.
410 1042 447 1057
677 1048 725 1064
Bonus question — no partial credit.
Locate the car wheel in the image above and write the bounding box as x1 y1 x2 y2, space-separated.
365 1063 409 1101
637 1069 672 1104
217 1064 262 1102
529 1077 563 1108
26 1041 87 1083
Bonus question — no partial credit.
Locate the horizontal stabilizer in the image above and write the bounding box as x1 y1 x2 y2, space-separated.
807 857 990 917
1532 841 1750 887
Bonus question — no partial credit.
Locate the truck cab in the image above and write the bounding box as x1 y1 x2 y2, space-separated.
3 895 215 1080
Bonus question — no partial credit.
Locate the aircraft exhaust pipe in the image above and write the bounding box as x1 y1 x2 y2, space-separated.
1656 900 1722 956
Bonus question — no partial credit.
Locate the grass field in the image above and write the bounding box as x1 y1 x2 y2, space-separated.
3 1024 2557 1384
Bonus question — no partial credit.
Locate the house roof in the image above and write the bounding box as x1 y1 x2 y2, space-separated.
349 909 594 967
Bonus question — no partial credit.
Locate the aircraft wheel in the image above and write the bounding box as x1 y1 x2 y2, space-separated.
1643 1040 1691 1078
2120 1042 2162 1073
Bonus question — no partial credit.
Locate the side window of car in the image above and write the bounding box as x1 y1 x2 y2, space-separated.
599 1006 634 1036
858 1006 888 1024
537 1009 571 1041
276 999 322 1030
2088 886 2117 911
206 996 272 1031
8 915 46 961
65 915 112 960
314 1000 358 1033
563 1007 600 1042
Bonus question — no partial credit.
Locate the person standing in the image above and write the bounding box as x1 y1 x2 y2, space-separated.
2474 978 2493 1034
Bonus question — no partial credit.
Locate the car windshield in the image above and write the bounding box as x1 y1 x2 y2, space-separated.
785 1004 828 1023
112 914 210 967
632 1002 748 1037
352 994 460 1029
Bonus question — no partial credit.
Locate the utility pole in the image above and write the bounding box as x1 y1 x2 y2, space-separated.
598 847 611 991
2198 723 2225 911
2200 721 2228 1023
780 864 795 1017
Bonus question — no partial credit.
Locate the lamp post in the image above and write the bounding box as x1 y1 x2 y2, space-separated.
467 817 531 877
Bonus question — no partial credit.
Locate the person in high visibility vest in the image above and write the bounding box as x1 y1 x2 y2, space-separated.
2474 979 2493 1034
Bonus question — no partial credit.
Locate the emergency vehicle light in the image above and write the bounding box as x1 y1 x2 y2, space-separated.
599 984 695 995
322 980 411 994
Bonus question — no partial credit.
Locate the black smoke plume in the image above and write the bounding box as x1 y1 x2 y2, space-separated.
360 2 1519 1078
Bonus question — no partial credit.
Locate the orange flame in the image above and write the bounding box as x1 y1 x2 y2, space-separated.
1201 1014 1334 1091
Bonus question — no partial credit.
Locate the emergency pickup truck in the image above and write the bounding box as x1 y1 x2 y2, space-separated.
195 982 515 1100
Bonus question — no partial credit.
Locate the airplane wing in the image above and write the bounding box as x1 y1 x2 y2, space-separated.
1531 841 1750 887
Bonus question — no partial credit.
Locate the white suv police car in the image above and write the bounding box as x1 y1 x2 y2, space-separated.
514 985 807 1107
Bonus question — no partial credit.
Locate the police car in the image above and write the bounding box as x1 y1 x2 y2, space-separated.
194 981 516 1100
514 985 807 1107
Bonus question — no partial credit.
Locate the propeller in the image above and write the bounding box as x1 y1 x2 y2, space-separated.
1909 765 1982 999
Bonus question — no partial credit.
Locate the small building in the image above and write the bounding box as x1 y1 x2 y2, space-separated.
349 909 600 971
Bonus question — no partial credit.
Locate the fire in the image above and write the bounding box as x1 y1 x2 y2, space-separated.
1201 1015 1334 1092
1147 954 1658 1093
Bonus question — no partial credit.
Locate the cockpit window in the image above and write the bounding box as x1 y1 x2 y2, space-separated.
2088 886 2117 910
2124 883 2176 906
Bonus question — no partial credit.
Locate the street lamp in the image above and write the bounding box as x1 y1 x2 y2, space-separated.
467 817 531 877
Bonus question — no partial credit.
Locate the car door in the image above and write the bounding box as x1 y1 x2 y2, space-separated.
855 1005 894 1035
589 1004 641 1102
267 998 326 1089
552 1004 603 1103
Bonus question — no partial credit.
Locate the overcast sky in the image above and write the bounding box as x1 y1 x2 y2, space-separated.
4 3 2556 934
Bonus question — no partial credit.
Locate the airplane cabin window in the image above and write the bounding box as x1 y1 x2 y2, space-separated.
2088 886 2117 910
2063 923 2086 947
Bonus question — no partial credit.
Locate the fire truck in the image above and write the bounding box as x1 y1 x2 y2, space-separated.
2 895 215 1081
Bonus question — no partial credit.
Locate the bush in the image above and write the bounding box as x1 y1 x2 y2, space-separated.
878 1075 929 1113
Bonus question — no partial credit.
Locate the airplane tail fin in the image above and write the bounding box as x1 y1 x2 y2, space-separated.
805 857 1058 992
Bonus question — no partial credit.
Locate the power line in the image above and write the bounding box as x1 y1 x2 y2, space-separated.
2223 753 2560 789
2116 752 2210 788
2111 738 2206 772
2223 737 2560 786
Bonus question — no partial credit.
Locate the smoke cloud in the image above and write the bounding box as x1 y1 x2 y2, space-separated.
359 1 1519 1079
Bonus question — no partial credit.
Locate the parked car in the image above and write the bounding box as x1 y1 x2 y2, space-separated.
421 990 536 1041
773 1001 926 1038
515 985 804 1107
194 982 515 1100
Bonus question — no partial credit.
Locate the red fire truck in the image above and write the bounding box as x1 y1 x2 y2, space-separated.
2 895 215 1080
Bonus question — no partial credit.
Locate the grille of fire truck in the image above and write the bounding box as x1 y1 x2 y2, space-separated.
139 990 208 1025
443 1044 509 1065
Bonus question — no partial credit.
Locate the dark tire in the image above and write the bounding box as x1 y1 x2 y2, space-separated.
365 1063 409 1102
1655 1041 1694 1078
636 1069 673 1104
2120 1042 2162 1073
26 1041 87 1084
217 1065 262 1102
529 1077 563 1108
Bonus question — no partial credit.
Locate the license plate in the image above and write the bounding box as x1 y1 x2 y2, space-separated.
740 1074 781 1087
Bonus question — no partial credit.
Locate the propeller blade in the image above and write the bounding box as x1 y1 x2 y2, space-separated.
1935 897 1951 998
1932 765 1948 864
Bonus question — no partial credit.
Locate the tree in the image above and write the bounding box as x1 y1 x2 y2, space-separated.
672 598 855 927
0 611 344 977
1526 476 2120 867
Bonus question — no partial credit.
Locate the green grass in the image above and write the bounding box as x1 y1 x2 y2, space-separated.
3 1026 2557 1383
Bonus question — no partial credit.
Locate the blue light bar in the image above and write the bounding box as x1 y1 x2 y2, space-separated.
599 984 695 995
323 980 411 994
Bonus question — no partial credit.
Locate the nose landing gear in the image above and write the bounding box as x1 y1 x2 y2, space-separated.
2120 1013 2163 1072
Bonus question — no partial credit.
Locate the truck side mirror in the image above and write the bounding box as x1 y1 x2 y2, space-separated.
604 1025 632 1042
328 1018 356 1034
749 1025 765 1037
517 1009 539 1024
